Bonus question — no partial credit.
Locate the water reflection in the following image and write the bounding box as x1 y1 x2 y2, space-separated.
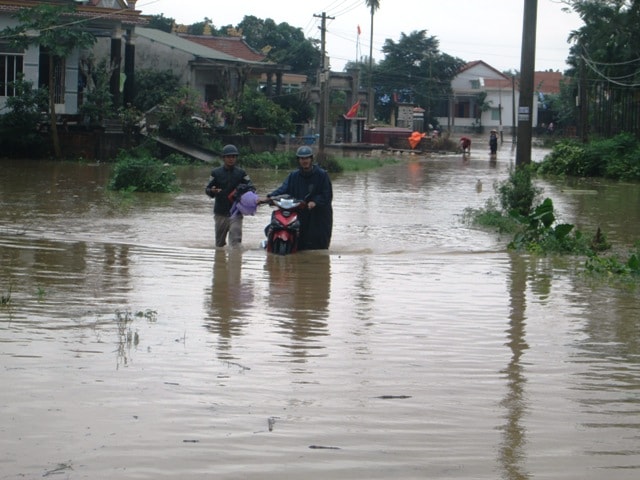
204 249 254 358
498 252 531 480
2 156 640 479
264 252 330 362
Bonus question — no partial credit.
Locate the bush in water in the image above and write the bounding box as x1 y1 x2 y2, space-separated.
108 149 178 193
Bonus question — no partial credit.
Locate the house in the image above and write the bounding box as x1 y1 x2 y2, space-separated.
0 0 145 115
436 60 554 136
436 60 524 135
117 28 290 104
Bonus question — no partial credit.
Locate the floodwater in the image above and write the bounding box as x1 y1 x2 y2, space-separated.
1 143 639 479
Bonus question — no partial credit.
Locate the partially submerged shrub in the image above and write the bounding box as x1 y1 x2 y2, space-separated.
537 134 640 180
108 149 178 193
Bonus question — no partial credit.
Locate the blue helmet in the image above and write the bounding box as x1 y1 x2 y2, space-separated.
222 144 239 156
296 145 313 158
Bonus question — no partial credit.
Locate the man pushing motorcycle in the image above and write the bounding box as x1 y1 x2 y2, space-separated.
260 146 333 251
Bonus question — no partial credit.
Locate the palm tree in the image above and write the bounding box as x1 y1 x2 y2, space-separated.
365 0 380 123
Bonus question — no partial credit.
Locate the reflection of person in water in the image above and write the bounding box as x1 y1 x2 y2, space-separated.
204 249 254 355
264 253 331 360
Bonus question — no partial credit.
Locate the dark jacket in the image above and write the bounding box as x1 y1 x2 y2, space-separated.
205 165 254 216
268 164 333 250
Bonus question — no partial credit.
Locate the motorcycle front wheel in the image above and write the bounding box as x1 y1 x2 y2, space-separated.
273 239 291 255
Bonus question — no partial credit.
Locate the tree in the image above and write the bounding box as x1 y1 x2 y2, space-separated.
375 30 465 124
0 76 49 157
147 14 174 33
133 69 181 112
1 4 97 158
365 0 381 122
236 16 321 80
562 0 640 137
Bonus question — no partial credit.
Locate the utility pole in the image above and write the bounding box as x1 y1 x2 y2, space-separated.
578 43 589 143
314 12 334 164
515 0 537 167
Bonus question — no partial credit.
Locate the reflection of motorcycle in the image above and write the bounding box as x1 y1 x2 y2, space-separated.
262 195 307 255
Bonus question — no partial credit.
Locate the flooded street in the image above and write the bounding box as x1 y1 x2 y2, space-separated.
1 143 639 479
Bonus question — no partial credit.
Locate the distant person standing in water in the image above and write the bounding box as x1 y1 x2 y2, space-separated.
460 136 471 155
489 130 498 156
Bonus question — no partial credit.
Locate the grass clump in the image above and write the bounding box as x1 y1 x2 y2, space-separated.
241 150 397 173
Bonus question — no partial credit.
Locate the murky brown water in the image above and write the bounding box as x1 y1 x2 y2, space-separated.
1 144 639 479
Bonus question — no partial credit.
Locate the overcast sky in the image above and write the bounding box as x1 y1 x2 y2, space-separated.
137 0 583 73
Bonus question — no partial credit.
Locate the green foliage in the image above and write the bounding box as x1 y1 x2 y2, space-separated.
334 156 398 172
497 167 541 217
467 170 603 256
146 14 174 33
108 148 178 193
320 155 343 174
463 199 520 234
0 76 48 157
585 242 640 277
1 4 98 158
239 84 294 134
79 57 114 126
508 198 592 254
241 151 296 169
236 16 320 80
274 93 314 125
537 134 640 180
133 69 181 112
374 30 465 123
157 87 212 146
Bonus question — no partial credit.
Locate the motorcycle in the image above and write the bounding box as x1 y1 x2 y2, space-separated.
261 195 306 255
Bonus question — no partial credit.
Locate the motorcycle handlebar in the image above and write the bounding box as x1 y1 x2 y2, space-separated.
259 196 307 209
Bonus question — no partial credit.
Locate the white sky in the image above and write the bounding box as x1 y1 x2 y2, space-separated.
136 0 583 73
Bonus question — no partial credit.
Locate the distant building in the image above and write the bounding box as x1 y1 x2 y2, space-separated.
435 61 566 135
0 0 144 114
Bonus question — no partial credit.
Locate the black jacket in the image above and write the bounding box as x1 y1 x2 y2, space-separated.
205 165 254 216
268 164 333 250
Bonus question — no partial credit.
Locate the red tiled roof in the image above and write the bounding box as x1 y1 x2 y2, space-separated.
534 71 565 94
179 35 266 62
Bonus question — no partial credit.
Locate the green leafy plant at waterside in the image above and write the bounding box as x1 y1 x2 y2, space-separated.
108 147 178 193
497 166 541 217
536 134 640 181
241 151 297 169
0 76 49 157
508 197 593 254
585 240 640 277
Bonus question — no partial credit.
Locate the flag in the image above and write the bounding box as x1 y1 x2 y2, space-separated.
357 25 361 35
344 100 360 119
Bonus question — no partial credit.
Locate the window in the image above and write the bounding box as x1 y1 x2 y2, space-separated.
470 79 480 89
0 54 24 97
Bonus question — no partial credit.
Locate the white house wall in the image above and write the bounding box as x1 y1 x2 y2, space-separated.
437 61 538 133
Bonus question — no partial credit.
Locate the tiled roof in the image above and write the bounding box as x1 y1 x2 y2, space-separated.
0 0 146 26
136 27 262 64
534 71 565 94
179 35 266 62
